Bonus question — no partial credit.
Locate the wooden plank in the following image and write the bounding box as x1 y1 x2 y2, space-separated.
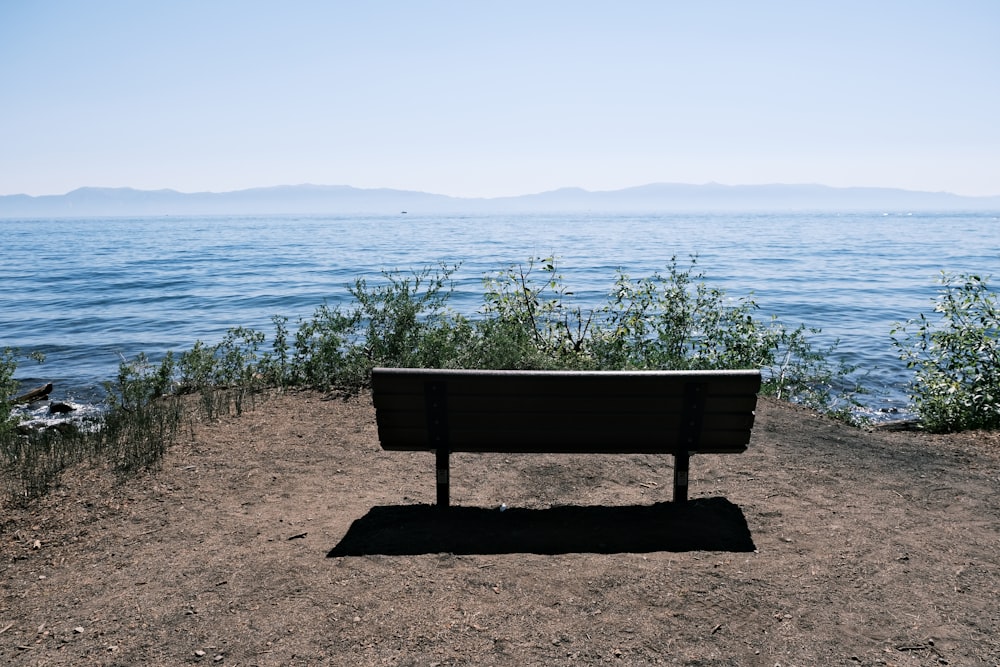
371 368 762 399
376 425 752 453
374 408 755 433
373 367 762 382
372 392 758 414
373 380 762 401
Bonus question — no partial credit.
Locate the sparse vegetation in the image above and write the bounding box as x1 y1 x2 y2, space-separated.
194 257 851 409
14 255 972 506
892 272 1000 432
0 347 44 438
1 347 84 501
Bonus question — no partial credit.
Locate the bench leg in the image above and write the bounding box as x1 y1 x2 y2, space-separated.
673 450 689 503
436 447 450 508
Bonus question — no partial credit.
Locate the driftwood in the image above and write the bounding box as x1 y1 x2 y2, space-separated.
870 418 922 432
13 383 53 404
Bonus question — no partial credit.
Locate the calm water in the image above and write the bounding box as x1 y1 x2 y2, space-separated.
2 211 998 417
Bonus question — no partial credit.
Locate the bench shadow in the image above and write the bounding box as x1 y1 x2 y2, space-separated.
327 497 755 557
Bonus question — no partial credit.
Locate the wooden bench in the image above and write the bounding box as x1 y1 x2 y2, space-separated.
371 367 761 507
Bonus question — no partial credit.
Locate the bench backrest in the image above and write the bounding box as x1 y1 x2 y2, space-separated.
372 368 761 455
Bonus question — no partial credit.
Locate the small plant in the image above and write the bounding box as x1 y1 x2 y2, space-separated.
892 272 1000 432
1 347 21 438
474 256 855 414
348 264 463 376
1 347 45 435
287 302 358 389
260 315 292 386
3 427 85 501
591 259 777 371
103 352 173 410
99 353 183 475
479 257 594 369
173 327 272 416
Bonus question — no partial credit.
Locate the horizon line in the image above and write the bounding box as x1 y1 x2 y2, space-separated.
5 181 1000 200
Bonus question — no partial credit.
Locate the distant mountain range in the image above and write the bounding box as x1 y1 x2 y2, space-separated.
1 183 998 217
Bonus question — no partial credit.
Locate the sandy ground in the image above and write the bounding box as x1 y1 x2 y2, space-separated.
2 391 999 666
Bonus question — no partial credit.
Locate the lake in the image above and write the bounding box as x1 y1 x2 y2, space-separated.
2 211 998 420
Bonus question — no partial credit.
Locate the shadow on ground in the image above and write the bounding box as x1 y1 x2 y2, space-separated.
327 497 755 556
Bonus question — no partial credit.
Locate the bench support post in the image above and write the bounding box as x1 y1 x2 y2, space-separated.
675 382 706 503
426 380 450 508
436 447 450 508
673 449 690 503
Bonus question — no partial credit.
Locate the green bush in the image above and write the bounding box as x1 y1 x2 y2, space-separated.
1 347 20 437
150 256 852 405
269 264 467 390
471 256 854 413
1 347 45 436
347 264 464 379
100 353 183 473
476 256 594 369
892 272 1000 432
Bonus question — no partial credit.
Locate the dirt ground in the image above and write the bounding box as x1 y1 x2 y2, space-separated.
2 391 999 666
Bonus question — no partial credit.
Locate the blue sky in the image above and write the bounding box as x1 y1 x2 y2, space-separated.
2 1 998 198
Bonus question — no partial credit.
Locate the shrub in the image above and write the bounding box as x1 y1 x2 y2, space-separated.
100 353 183 473
591 258 795 373
477 257 595 369
474 256 854 413
97 397 182 476
272 264 468 390
346 264 464 380
1 347 45 436
133 257 850 411
284 303 357 389
892 272 1000 432
1 347 21 437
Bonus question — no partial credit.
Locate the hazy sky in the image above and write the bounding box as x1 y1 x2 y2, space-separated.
2 1 998 198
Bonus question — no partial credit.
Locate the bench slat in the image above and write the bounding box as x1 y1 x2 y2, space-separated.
376 408 755 435
375 426 752 453
373 367 760 392
377 411 756 430
373 392 758 415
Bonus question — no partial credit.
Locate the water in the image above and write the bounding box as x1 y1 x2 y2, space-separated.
2 211 998 420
